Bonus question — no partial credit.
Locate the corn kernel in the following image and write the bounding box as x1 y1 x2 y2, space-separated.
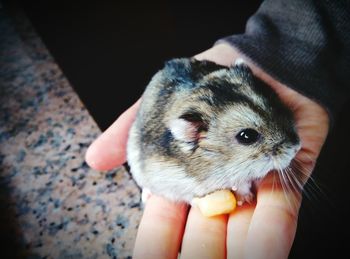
193 189 237 217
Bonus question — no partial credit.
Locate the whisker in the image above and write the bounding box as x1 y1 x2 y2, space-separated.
289 169 308 196
284 167 309 211
267 170 278 204
292 158 314 176
272 171 276 195
299 151 316 163
280 170 296 212
289 159 338 215
284 168 302 193
290 166 321 203
281 169 300 211
273 160 295 212
291 159 334 206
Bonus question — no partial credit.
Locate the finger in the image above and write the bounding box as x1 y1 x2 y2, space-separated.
244 173 302 259
133 195 188 259
180 206 227 259
85 99 141 170
227 203 255 259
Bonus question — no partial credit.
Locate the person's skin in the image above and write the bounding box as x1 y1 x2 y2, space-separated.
85 43 329 259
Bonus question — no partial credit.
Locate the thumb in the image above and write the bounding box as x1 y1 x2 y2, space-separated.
85 99 141 170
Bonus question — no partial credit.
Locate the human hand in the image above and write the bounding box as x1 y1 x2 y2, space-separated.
85 44 329 259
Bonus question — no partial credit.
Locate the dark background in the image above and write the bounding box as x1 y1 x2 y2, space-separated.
3 1 350 258
10 0 263 131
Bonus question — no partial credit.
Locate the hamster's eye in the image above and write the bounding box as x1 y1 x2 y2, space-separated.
236 129 260 145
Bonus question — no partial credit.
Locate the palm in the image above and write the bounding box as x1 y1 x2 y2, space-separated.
86 44 329 259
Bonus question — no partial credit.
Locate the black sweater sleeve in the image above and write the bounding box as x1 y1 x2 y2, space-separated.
217 0 350 117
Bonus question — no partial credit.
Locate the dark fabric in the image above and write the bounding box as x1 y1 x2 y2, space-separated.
217 0 350 118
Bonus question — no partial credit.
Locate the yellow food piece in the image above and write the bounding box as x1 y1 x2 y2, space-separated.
193 189 237 217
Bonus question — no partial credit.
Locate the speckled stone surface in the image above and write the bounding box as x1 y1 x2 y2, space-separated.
0 7 142 259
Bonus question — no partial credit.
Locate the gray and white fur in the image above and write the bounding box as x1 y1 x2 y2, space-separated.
127 58 300 204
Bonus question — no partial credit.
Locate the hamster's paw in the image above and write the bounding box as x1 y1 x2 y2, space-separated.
234 182 254 206
141 188 152 203
236 192 254 206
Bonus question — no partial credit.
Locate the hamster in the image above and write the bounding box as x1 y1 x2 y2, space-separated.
127 58 301 204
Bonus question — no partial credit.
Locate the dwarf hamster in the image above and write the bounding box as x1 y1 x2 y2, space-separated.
127 58 300 204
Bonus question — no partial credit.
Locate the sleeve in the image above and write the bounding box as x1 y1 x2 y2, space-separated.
216 0 350 117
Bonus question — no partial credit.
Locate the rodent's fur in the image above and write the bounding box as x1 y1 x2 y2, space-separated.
127 58 300 203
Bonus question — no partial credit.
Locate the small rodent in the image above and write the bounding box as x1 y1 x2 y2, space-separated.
127 58 301 204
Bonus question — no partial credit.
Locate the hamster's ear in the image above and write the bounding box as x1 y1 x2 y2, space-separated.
169 112 208 143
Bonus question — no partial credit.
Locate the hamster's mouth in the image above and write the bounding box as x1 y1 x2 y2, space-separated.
271 159 290 171
250 155 294 180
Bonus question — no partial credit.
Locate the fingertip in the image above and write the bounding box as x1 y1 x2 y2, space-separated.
180 205 227 259
85 143 99 169
244 174 301 259
85 135 126 171
227 203 255 259
134 195 188 259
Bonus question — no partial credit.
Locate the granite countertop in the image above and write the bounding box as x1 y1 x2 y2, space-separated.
0 7 142 259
